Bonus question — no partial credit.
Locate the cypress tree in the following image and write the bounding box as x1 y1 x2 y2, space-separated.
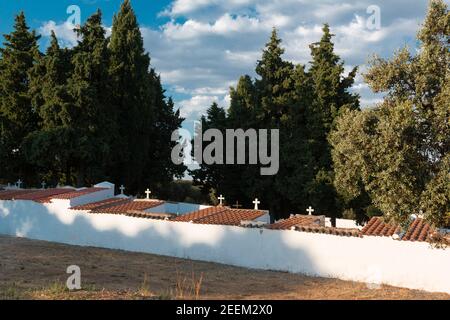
109 0 152 193
306 24 359 225
67 10 114 186
109 0 185 195
24 31 75 185
0 12 41 183
142 72 186 196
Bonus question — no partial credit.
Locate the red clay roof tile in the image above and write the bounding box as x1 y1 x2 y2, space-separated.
195 208 266 226
172 206 266 226
294 225 362 237
14 188 75 203
0 189 38 200
362 217 433 242
70 197 130 211
268 215 323 230
91 200 164 214
172 206 228 222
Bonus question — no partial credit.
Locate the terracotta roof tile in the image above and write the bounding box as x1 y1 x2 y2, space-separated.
124 211 176 220
402 218 431 242
51 187 107 199
172 206 267 226
70 197 130 211
0 189 38 200
172 206 228 222
91 200 164 214
14 188 75 203
268 215 324 230
294 225 362 237
361 217 401 236
361 217 433 242
195 208 266 226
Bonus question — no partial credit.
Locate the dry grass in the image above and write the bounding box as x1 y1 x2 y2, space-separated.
0 235 449 300
174 270 204 299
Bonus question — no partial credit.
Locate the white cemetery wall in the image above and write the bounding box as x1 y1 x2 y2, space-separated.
67 188 115 207
325 218 363 229
0 199 449 294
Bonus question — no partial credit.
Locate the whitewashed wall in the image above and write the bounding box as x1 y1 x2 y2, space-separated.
0 200 449 294
325 218 364 229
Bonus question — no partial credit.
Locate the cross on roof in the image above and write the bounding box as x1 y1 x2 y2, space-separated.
16 179 23 189
119 185 125 195
233 201 242 209
41 181 46 189
145 189 152 199
218 194 225 206
307 206 315 215
253 198 260 210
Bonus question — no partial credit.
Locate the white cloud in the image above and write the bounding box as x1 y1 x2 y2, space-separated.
177 94 230 119
38 0 432 122
162 13 267 41
39 21 79 47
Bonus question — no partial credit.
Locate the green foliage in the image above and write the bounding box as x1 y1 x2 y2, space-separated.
0 2 184 193
191 26 359 221
331 0 449 226
0 12 41 183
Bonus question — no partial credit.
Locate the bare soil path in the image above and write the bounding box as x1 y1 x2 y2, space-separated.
0 235 448 300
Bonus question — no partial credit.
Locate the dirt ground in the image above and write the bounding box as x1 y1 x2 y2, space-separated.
0 235 448 300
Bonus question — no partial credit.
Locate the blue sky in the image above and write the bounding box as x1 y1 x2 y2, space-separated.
0 0 443 129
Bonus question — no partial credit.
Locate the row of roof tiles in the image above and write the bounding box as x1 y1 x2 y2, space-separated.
267 215 436 241
0 188 106 203
0 188 439 242
361 217 433 242
172 206 267 226
69 198 435 242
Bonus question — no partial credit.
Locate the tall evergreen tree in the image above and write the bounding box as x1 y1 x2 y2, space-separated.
305 24 359 224
109 0 185 194
24 31 74 185
67 10 114 186
142 74 186 195
0 12 41 183
109 0 152 193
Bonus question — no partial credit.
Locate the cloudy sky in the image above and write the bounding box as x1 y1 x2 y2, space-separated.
0 0 442 128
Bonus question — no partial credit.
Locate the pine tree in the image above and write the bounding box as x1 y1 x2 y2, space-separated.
0 12 41 183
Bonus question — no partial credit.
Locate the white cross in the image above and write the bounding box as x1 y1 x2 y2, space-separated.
119 185 125 195
307 206 315 215
218 194 225 206
41 181 46 189
253 198 260 210
16 179 23 189
145 189 151 199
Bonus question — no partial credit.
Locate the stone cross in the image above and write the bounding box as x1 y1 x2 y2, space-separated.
253 198 260 210
119 185 125 195
145 189 151 200
16 179 23 189
41 181 46 189
218 194 225 206
233 201 242 209
307 206 315 215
